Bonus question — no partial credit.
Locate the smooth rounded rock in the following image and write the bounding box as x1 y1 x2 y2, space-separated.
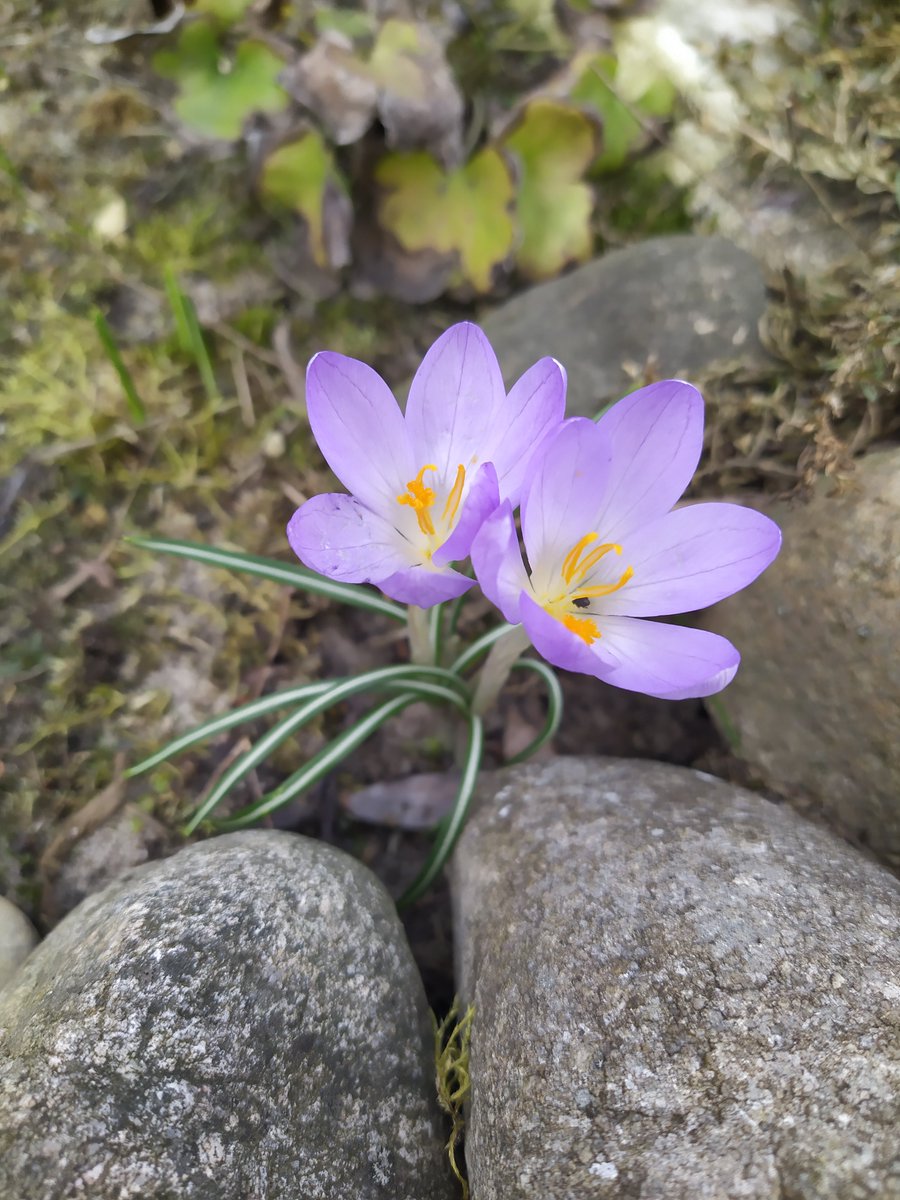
707 447 900 864
452 758 900 1200
0 896 38 991
480 235 770 417
0 832 453 1200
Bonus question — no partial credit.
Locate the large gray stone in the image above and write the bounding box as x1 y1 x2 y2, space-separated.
0 832 453 1200
707 446 900 865
0 896 37 992
480 235 770 417
452 758 900 1200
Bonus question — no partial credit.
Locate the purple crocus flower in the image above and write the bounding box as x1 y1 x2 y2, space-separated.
471 380 782 699
287 323 566 608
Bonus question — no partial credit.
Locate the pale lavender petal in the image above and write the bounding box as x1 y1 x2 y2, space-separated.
520 419 613 586
488 357 568 507
519 593 614 676
379 565 474 607
471 502 530 625
432 462 499 568
605 503 782 617
404 323 505 481
593 380 704 541
597 617 740 699
287 494 412 583
306 351 414 513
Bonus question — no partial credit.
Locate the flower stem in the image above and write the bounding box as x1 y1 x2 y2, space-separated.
471 625 530 715
407 605 434 665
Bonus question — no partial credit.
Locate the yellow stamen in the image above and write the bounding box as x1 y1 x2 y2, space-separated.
562 613 600 644
561 533 598 584
572 565 634 600
397 464 438 536
568 541 623 586
544 531 634 638
442 464 466 524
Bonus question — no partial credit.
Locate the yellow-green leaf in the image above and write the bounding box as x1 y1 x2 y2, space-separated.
153 21 287 141
571 52 676 174
369 18 425 98
260 132 351 270
375 149 515 293
193 0 254 23
502 98 598 279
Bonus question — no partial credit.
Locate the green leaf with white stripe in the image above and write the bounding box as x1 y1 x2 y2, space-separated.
398 711 484 907
125 681 336 777
185 664 471 831
127 536 407 623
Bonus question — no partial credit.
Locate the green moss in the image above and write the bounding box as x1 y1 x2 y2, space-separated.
433 998 475 1198
601 155 691 238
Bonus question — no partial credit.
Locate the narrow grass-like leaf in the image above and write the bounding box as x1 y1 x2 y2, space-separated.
447 591 469 638
164 268 219 402
125 680 335 777
127 536 408 623
390 679 470 714
185 664 470 831
163 267 194 353
429 602 445 665
216 679 468 828
183 291 219 403
94 310 146 424
706 694 742 752
0 145 25 198
217 693 413 828
451 624 514 675
398 711 484 908
504 658 563 764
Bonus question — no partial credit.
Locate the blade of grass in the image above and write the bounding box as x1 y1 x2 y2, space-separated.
0 145 25 199
163 266 194 354
94 310 146 424
397 711 484 908
127 536 408 623
164 267 219 402
183 292 219 403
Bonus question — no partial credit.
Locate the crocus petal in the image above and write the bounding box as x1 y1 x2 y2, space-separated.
593 380 704 541
519 593 614 676
405 323 506 481
595 617 740 699
432 462 499 568
287 494 413 583
519 596 739 698
379 565 474 608
306 352 415 513
520 419 613 589
604 503 783 617
471 502 530 625
488 357 568 507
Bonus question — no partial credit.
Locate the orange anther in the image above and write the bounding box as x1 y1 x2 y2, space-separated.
562 613 601 644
